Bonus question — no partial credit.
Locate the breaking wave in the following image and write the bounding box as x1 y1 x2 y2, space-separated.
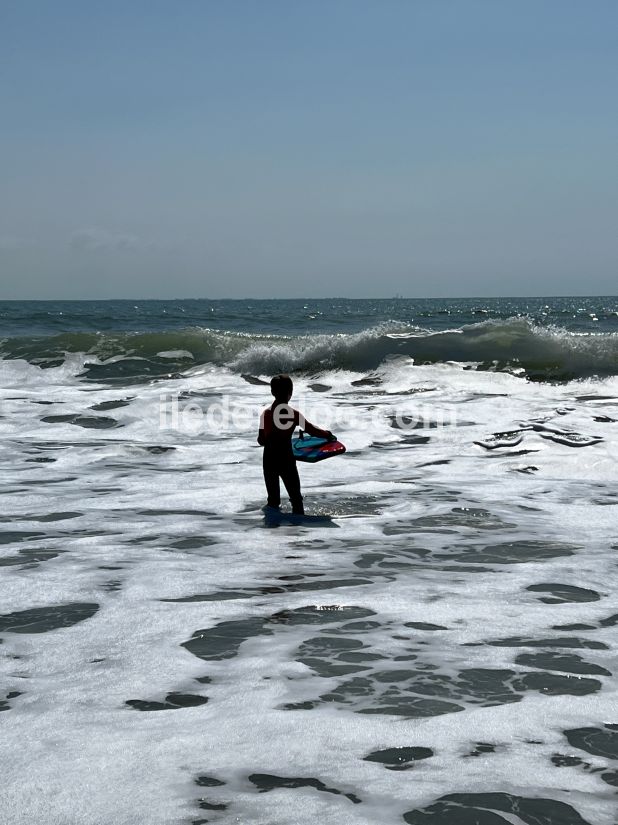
1 319 617 382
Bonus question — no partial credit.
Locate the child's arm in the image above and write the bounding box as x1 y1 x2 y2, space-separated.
297 410 334 440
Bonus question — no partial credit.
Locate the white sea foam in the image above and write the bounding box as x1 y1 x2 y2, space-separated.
1 356 617 824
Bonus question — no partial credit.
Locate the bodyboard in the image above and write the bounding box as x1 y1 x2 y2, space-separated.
292 433 346 463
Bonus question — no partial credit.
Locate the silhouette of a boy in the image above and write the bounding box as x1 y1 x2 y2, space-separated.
257 374 332 515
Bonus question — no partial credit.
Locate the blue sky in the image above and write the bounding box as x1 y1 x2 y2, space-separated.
1 0 616 299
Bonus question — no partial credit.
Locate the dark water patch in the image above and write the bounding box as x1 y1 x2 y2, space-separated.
564 726 618 759
40 413 120 429
526 583 601 604
90 398 134 411
18 439 95 451
601 769 618 786
416 508 515 532
164 577 373 603
269 606 375 626
33 511 83 522
550 748 618 786
241 374 269 385
539 431 603 448
183 618 271 662
62 528 118 540
0 691 23 712
515 652 610 676
78 358 187 383
475 431 526 450
195 775 226 787
21 476 79 486
327 683 465 717
0 531 46 545
455 668 526 704
339 620 382 631
576 394 618 402
403 792 592 825
183 607 375 662
363 746 433 770
372 434 431 449
144 445 176 454
277 573 323 581
298 636 376 677
552 623 597 631
482 636 607 650
437 540 576 565
0 548 60 568
317 667 523 716
389 414 441 430
593 414 616 422
516 672 600 696
25 456 56 463
352 375 382 386
126 692 208 711
197 799 228 811
308 382 331 392
515 465 539 474
168 536 218 551
483 448 541 457
274 580 352 599
248 773 361 804
0 603 99 633
599 612 618 627
464 742 496 757
101 579 122 593
178 390 222 400
404 622 448 631
165 592 241 604
282 700 318 710
552 754 584 767
136 509 216 517
292 650 602 716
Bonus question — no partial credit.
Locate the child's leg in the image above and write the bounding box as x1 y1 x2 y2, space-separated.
280 459 304 515
262 452 281 508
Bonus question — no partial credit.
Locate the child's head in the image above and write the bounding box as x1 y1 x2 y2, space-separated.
270 373 293 403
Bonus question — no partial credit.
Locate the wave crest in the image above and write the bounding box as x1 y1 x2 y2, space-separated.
1 319 616 382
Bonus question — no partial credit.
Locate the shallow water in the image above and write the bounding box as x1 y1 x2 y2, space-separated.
1 299 618 824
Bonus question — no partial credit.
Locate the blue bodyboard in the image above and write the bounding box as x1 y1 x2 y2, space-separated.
292 432 346 463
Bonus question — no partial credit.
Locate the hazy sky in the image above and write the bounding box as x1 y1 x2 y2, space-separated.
1 1 617 299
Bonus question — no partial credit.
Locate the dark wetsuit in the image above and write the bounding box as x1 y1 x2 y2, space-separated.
258 402 330 515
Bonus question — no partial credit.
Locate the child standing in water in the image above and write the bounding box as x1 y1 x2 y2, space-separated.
257 374 333 515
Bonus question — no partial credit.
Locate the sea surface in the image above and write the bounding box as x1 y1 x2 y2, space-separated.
1 297 617 825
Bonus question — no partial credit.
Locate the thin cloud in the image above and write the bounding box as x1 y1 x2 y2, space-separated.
69 227 141 252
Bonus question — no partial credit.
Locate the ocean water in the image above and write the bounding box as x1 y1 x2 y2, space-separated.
1 297 617 825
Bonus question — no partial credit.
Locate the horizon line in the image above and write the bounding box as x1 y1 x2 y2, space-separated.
1 293 617 303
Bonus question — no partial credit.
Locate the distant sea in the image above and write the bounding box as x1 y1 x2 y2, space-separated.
1 295 617 381
1 296 617 825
